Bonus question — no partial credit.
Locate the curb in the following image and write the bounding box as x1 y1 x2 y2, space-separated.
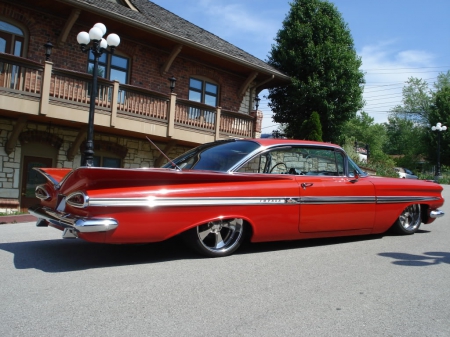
0 214 37 224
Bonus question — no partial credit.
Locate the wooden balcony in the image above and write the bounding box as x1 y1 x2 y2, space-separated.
0 53 257 144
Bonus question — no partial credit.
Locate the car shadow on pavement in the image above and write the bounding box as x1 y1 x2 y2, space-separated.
1 232 431 272
0 236 201 273
237 234 384 256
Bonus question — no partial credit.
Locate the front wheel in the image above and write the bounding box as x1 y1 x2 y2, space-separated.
390 204 421 235
183 218 245 257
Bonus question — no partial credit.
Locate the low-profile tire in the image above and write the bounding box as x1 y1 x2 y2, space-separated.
390 204 422 235
183 218 245 257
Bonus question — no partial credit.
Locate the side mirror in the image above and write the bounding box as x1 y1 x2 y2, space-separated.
349 170 359 183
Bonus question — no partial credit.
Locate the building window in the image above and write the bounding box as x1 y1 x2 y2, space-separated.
88 51 129 83
188 78 218 123
189 78 218 106
0 20 24 56
80 153 122 168
0 20 24 89
93 155 121 168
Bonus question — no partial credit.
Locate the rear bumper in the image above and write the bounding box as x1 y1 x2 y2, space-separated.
430 210 444 219
28 205 118 239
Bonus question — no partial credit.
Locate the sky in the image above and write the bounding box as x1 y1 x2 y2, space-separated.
150 0 450 134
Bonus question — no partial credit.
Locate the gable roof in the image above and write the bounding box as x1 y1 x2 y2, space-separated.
66 0 289 81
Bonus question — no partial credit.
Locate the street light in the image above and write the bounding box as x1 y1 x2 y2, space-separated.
254 95 260 111
168 76 176 93
431 122 447 179
43 41 53 61
77 23 120 166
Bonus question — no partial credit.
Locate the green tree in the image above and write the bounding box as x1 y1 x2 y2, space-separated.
389 77 432 125
434 71 450 92
383 116 427 169
299 111 323 141
267 0 364 143
340 111 387 161
427 86 450 166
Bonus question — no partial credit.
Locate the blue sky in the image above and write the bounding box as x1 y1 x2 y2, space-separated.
151 0 450 133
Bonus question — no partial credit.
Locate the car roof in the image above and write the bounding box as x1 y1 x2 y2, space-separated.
247 138 341 149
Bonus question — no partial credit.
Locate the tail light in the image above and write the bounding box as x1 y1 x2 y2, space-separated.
66 192 89 208
35 185 51 201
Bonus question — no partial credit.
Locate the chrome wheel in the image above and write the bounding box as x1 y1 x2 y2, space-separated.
185 218 245 257
392 204 421 235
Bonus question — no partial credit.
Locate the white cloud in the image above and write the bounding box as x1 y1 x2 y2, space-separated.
359 41 437 124
194 0 281 46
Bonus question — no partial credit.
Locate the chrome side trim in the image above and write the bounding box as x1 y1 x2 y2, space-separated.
28 205 118 235
430 210 445 218
302 196 376 204
86 195 441 208
89 197 302 207
376 196 440 203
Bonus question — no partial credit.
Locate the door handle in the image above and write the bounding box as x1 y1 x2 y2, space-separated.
301 183 313 189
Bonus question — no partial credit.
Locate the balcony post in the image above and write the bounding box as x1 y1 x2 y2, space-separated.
167 92 176 137
39 61 53 115
110 80 119 127
215 107 221 141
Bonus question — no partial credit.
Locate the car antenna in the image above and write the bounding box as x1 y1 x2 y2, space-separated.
146 136 181 171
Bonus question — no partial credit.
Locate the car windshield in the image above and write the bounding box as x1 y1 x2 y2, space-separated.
161 140 260 172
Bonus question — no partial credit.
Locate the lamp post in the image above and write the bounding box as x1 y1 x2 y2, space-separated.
168 76 176 93
43 41 53 61
77 23 120 166
431 122 447 179
254 95 260 111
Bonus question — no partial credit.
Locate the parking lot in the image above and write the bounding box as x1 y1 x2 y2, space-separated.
1 186 449 337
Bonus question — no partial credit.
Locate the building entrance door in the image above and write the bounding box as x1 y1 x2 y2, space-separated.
20 156 53 210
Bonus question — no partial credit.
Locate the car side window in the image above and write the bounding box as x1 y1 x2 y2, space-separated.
237 147 345 176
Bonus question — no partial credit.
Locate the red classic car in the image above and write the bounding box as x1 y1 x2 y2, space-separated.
29 138 445 257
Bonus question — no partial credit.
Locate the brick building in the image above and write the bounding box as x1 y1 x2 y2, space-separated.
0 0 289 213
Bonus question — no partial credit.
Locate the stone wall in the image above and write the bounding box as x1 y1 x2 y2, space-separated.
0 117 191 213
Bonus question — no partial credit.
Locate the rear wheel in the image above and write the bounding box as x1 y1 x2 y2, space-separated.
391 204 421 235
184 218 245 257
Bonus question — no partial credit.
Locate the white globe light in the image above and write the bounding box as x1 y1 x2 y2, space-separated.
77 31 90 45
100 38 108 49
442 126 448 131
89 27 103 41
432 126 436 131
106 33 120 47
93 23 107 36
436 122 442 128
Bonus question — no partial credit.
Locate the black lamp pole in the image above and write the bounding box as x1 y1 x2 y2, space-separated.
77 23 120 166
254 95 260 111
431 122 447 178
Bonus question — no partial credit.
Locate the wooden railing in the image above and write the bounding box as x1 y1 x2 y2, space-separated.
0 53 255 139
0 53 42 96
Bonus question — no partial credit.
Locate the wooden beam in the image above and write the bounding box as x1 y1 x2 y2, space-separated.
57 8 81 47
238 71 258 98
67 127 87 161
5 115 27 155
254 75 275 94
161 44 183 75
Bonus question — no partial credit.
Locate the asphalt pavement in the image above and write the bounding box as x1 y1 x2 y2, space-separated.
0 186 449 337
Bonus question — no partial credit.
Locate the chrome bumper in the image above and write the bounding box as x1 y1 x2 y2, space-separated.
430 210 445 218
28 205 118 239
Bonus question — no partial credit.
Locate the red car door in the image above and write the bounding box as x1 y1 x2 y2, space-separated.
297 175 376 232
